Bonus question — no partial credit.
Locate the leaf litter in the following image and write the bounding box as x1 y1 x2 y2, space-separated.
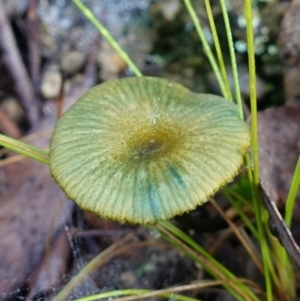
258 106 300 243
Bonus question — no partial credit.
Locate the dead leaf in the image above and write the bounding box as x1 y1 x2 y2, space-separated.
258 106 300 205
279 0 300 66
26 230 70 300
258 106 300 217
279 0 300 107
0 76 93 300
0 157 73 300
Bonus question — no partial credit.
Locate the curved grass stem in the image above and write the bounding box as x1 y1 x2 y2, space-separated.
244 1 273 300
71 0 142 77
158 221 261 301
204 0 232 100
219 0 244 119
285 156 300 227
276 156 300 300
209 198 263 273
72 288 202 301
183 0 227 98
0 133 49 165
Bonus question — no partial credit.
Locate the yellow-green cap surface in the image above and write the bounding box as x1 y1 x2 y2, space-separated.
49 77 251 224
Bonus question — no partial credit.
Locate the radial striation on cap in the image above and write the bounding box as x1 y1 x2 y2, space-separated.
49 77 251 224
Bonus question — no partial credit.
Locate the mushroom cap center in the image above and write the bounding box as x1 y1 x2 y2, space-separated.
127 120 182 161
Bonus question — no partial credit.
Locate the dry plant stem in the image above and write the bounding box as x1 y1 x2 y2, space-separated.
83 37 99 87
156 225 261 301
209 198 263 273
56 79 65 120
53 234 134 301
70 228 133 237
260 183 295 300
0 154 26 167
27 0 40 96
0 108 21 138
53 236 170 301
208 228 236 255
0 3 39 127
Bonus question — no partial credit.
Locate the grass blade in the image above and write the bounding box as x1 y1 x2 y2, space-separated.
183 0 227 98
285 156 300 227
203 0 232 100
219 0 243 118
244 1 273 300
0 134 49 165
158 221 261 301
71 0 142 77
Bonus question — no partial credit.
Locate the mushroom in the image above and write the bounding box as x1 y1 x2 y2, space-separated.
49 77 251 224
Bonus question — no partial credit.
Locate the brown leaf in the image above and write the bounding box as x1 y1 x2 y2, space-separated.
0 157 73 299
0 108 21 138
279 0 300 107
0 76 93 300
258 106 300 211
26 230 70 300
279 0 300 66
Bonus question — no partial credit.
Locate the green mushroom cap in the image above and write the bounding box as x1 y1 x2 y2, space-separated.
49 77 251 224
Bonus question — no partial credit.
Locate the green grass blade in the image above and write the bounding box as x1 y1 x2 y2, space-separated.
276 242 296 301
275 156 300 300
220 0 243 118
203 0 232 100
224 188 280 288
182 0 227 98
285 156 300 227
72 289 202 301
0 134 49 165
156 229 245 301
71 0 142 77
244 3 259 185
244 1 273 300
159 221 260 301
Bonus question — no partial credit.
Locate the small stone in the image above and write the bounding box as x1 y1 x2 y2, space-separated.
0 97 23 122
156 0 181 21
60 51 86 76
120 271 137 287
2 0 28 17
284 65 300 107
97 42 127 81
40 66 62 99
279 0 300 65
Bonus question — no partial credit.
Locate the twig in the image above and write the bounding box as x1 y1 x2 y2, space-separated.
53 233 135 301
26 0 40 97
210 198 263 274
0 108 21 138
0 3 39 127
56 78 64 120
61 30 99 113
259 182 300 268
